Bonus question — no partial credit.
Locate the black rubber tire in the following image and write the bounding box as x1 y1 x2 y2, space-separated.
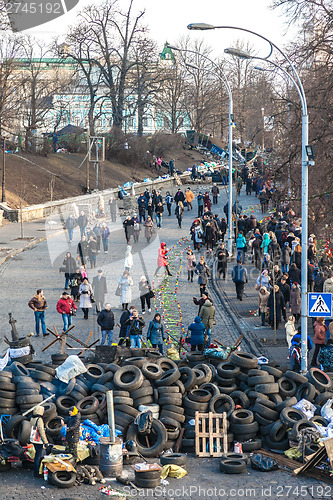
126 419 168 457
179 366 197 391
12 376 33 385
277 377 297 397
217 362 240 379
254 383 279 395
195 363 214 383
162 405 184 415
254 413 274 426
49 470 77 488
306 367 332 393
155 369 180 387
160 410 185 424
76 396 99 415
113 391 130 398
42 402 57 421
75 378 90 393
230 409 254 425
113 366 144 392
185 352 206 363
160 453 186 466
241 439 262 452
18 420 32 445
310 415 329 426
0 381 16 392
114 410 134 427
269 394 283 405
113 396 134 406
56 396 76 415
0 390 15 400
188 389 212 403
285 370 308 384
260 365 283 379
269 420 287 442
85 364 104 383
28 369 53 382
51 353 68 363
275 396 298 413
124 357 148 369
157 386 180 394
16 394 43 405
105 363 121 373
130 386 153 400
96 372 114 386
3 415 27 438
315 392 333 407
135 477 161 488
9 362 29 377
174 379 186 394
183 396 208 411
114 404 139 418
280 407 306 427
27 364 56 377
255 397 276 410
253 402 279 421
230 421 259 434
263 435 289 451
0 371 12 379
160 416 181 430
168 427 180 440
292 419 317 439
209 394 235 417
247 391 269 401
220 459 247 474
91 384 109 394
248 374 275 387
296 382 317 402
201 383 220 398
156 357 178 371
158 395 183 406
229 390 250 409
0 407 18 416
141 363 163 381
219 384 238 395
134 469 161 480
229 351 258 369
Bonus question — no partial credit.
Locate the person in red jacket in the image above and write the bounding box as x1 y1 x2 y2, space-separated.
154 242 172 276
56 292 77 332
311 317 328 367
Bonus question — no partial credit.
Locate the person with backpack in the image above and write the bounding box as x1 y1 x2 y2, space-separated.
231 259 248 301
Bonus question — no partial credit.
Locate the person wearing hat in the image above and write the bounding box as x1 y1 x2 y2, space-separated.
92 269 107 314
56 292 77 332
30 406 50 477
61 406 81 462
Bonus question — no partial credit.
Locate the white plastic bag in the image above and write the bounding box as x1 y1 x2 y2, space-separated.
55 355 87 383
321 399 333 423
292 399 316 419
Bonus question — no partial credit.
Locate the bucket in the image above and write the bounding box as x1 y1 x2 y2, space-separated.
138 404 159 419
99 437 123 477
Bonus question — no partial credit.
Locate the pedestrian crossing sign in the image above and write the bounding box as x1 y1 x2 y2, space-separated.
308 293 332 317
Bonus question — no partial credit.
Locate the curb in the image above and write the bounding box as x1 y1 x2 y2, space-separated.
0 228 66 268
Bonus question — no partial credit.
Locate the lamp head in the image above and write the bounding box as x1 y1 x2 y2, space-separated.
224 47 251 59
186 62 200 70
187 23 215 30
166 44 180 51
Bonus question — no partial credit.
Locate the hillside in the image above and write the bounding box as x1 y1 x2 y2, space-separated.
0 146 206 208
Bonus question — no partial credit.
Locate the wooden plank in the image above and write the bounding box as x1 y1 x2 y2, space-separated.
195 412 227 457
324 437 333 470
195 411 200 457
209 412 213 456
293 444 326 476
222 412 228 454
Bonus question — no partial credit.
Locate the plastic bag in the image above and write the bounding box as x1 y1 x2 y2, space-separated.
167 347 180 360
134 411 153 435
285 447 302 460
321 399 333 422
292 399 315 420
250 453 278 472
161 464 187 479
55 355 87 383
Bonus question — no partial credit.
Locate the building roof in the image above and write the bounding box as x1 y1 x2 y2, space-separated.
159 42 175 61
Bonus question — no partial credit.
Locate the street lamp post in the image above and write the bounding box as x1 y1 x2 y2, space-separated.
187 23 310 373
167 44 234 256
261 107 265 151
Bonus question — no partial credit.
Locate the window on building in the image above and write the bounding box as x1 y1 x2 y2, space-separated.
142 116 149 127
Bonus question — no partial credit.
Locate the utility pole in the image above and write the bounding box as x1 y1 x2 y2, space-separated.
261 107 265 151
2 137 5 203
86 128 90 193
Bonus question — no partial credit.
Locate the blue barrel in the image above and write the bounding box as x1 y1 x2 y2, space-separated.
99 437 123 477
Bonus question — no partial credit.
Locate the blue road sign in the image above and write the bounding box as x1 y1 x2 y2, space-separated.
308 293 332 317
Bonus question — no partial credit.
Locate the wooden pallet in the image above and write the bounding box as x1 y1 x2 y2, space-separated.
195 411 228 457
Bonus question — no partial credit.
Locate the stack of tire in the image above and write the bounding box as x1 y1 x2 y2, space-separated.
0 369 17 418
219 452 248 474
9 363 43 417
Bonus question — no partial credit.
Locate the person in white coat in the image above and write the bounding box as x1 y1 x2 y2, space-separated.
119 270 133 310
124 245 134 271
79 277 93 319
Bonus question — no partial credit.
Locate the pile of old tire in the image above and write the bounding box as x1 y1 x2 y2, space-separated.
134 467 161 489
219 452 248 474
0 368 18 418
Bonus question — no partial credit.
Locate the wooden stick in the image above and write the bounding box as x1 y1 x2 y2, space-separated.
22 394 56 416
42 337 60 352
174 427 185 453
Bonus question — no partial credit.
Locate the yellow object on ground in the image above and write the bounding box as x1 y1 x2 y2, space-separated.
161 464 188 479
167 347 180 360
285 447 302 459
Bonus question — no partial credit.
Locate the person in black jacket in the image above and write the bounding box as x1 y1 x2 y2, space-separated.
63 252 77 289
231 260 248 300
77 236 89 266
61 406 81 462
174 189 185 204
118 305 135 346
97 304 115 345
216 243 229 279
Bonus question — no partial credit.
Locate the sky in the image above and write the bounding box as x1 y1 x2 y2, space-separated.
24 0 297 57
